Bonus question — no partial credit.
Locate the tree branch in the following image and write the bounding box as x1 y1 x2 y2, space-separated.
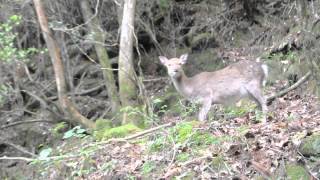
267 71 312 103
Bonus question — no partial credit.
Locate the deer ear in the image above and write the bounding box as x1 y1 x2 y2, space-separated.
159 56 168 64
179 53 188 64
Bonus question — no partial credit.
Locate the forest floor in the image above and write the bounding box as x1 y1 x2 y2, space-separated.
36 81 320 179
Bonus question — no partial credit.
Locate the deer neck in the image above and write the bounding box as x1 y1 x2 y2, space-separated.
171 71 192 98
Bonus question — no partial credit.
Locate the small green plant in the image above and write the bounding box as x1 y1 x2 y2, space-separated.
176 152 190 162
38 148 52 160
172 121 220 146
236 125 249 136
158 0 170 10
267 51 298 63
51 122 67 137
0 84 9 106
148 135 168 152
63 126 87 139
211 155 228 170
175 100 198 119
142 161 156 175
0 15 39 63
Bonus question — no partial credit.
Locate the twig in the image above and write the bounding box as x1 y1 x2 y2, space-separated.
250 160 272 178
168 132 177 167
180 155 212 167
0 140 37 157
297 151 320 180
48 83 105 101
267 71 312 103
143 77 168 82
0 156 34 162
0 119 53 129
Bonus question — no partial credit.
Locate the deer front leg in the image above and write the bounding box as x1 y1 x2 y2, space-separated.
198 99 212 121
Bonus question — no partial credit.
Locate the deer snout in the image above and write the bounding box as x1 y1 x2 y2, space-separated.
168 69 178 76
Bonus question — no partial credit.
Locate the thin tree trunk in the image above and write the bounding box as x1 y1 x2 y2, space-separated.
33 0 95 129
118 0 142 125
80 0 120 114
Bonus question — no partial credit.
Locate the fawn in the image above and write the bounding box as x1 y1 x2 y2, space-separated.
159 53 268 122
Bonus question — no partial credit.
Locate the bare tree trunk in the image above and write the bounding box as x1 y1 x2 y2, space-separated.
80 0 120 114
33 0 95 129
118 0 142 125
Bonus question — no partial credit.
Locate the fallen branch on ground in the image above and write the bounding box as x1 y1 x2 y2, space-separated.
0 119 53 130
0 156 34 162
267 71 312 103
0 138 37 157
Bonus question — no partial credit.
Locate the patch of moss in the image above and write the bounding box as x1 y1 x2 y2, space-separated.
176 152 190 162
142 161 156 175
96 123 141 140
285 164 309 180
95 119 112 130
175 121 199 143
193 132 221 145
93 119 113 140
299 134 320 157
174 121 220 146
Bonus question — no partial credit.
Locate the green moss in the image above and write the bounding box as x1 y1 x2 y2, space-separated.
173 121 221 146
176 152 190 162
175 121 199 143
93 119 113 140
142 161 156 175
95 123 141 140
95 119 112 130
285 164 309 180
299 134 320 157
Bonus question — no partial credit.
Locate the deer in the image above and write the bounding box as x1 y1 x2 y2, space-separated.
159 53 268 122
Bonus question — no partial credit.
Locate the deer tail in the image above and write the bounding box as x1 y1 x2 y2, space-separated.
261 64 268 86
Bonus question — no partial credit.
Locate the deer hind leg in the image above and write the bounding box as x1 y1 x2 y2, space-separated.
198 99 212 121
246 85 267 122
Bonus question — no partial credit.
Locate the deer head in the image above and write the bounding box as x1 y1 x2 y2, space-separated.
159 54 188 78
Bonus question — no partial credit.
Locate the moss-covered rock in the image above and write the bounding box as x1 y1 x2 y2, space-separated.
299 134 320 157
